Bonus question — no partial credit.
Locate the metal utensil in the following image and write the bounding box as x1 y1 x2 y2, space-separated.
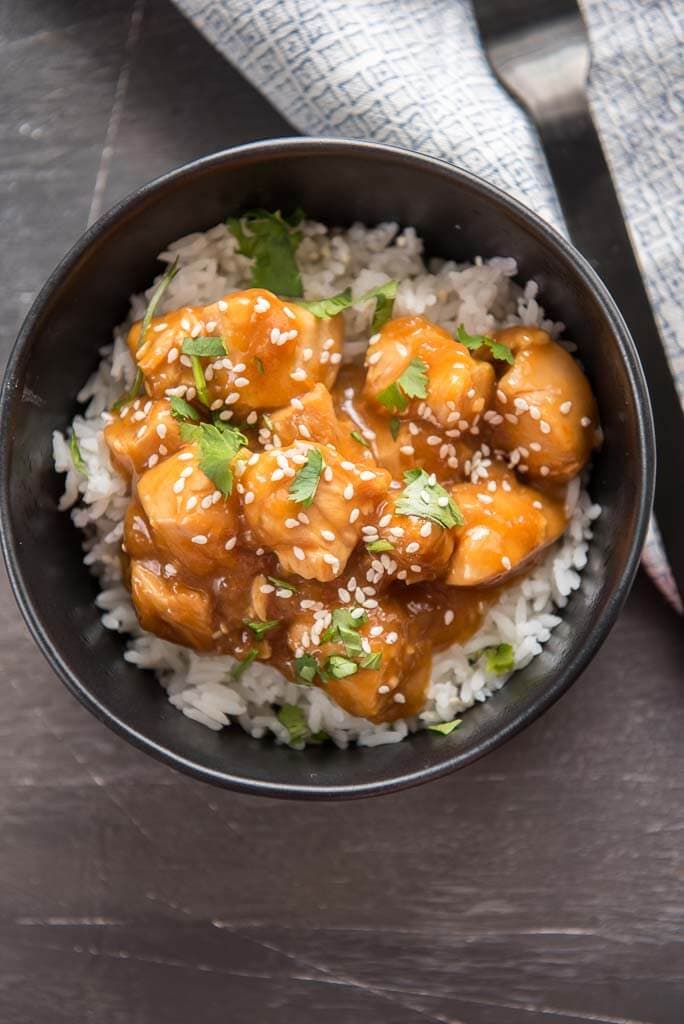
472 0 684 604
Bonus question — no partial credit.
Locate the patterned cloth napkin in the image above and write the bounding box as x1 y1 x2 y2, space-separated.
173 0 683 610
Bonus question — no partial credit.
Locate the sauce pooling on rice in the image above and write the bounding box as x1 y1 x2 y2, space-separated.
104 281 599 725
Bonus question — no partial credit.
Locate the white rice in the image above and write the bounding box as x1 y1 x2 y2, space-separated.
53 219 600 748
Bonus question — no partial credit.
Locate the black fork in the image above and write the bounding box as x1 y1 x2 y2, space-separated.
472 0 683 603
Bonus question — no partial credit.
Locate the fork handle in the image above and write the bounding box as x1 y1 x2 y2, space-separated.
536 97 684 599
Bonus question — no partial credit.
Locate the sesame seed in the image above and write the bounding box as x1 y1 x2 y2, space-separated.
244 491 255 504
234 376 250 388
276 589 293 600
164 563 176 576
539 466 550 477
560 400 572 414
406 542 420 554
359 470 375 481
581 416 592 427
338 588 351 603
290 368 307 382
368 351 382 366
167 347 179 364
321 529 336 541
147 454 159 468
180 467 193 479
410 564 422 573
502 556 512 570
136 426 147 439
539 420 551 434
186 496 198 511
293 546 305 561
190 324 202 338
496 389 507 403
343 484 355 501
502 479 512 492
180 318 191 332
225 537 237 551
437 495 449 507
444 609 454 626
298 512 310 525
322 553 338 566
349 507 360 523
323 466 333 483
529 406 541 420
504 413 519 424
477 493 493 504
298 423 311 439
302 348 313 363
246 411 258 425
529 442 542 452
270 327 281 344
173 479 185 494
420 522 432 537
191 534 208 545
389 526 404 538
218 300 228 312
532 500 543 510
156 423 167 439
271 469 285 482
393 692 406 704
400 444 415 456
330 352 342 365
218 411 232 421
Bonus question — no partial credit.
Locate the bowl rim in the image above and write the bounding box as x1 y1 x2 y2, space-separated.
0 137 655 799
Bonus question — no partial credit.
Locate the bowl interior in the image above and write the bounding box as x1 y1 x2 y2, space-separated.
0 141 652 797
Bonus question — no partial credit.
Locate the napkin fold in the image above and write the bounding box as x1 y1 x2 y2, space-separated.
172 0 683 609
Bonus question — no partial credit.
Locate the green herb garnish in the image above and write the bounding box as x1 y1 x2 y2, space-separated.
377 357 429 413
181 336 226 358
297 281 398 324
228 209 304 297
483 643 515 675
267 576 298 593
230 648 258 680
323 654 359 680
113 256 180 409
169 395 200 422
427 718 462 735
366 539 394 553
179 421 247 496
69 433 87 475
321 608 369 658
389 417 401 441
254 356 265 374
456 324 514 364
294 653 319 685
246 619 281 641
276 703 310 744
371 282 398 331
360 652 382 671
350 430 369 449
395 468 464 529
289 448 324 507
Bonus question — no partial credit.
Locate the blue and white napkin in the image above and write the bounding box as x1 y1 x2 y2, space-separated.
172 0 683 609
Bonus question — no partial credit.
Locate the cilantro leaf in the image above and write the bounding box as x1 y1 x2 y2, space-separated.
377 358 429 412
395 468 464 529
228 209 303 297
276 703 310 744
189 356 210 406
323 654 359 680
267 576 298 593
254 356 265 375
181 336 226 357
179 421 247 496
289 448 324 507
246 619 281 641
427 718 462 735
483 643 515 675
350 430 369 449
169 395 200 422
230 648 258 680
389 417 401 441
113 256 180 409
371 282 398 331
456 324 514 364
297 287 353 319
360 652 382 670
69 433 87 475
297 281 398 323
321 608 369 658
294 653 318 685
366 539 394 553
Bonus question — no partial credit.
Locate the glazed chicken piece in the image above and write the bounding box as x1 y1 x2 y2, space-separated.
363 315 495 431
269 383 374 464
486 327 599 481
129 288 344 413
105 398 182 481
129 561 217 651
240 442 391 582
133 444 242 578
287 598 430 722
447 467 567 586
372 497 456 584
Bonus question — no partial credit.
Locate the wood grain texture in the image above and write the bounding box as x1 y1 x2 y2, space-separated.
1 2 682 1022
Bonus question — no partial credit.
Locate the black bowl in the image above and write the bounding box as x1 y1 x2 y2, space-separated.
0 139 654 798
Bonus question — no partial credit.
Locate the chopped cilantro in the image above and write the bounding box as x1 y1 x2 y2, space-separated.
297 280 398 323
189 356 209 406
113 256 180 409
360 651 382 670
323 654 359 680
69 433 87 475
366 539 394 553
246 619 280 641
267 576 298 593
321 608 368 658
289 448 324 507
179 421 247 496
276 703 310 744
456 324 514 364
350 430 369 449
483 643 515 675
395 468 464 529
389 417 401 441
230 648 258 680
427 718 462 735
169 395 200 422
254 356 265 374
228 209 304 297
294 653 318 685
377 358 429 413
181 336 226 357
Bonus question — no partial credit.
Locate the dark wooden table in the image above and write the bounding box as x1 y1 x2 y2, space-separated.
1 2 682 1021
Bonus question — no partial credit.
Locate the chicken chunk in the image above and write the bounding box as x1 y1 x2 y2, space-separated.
133 445 241 578
447 468 567 586
130 561 216 650
372 498 456 584
486 327 600 481
105 398 182 481
269 383 373 464
363 315 495 430
287 599 429 722
129 288 344 413
240 442 391 582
